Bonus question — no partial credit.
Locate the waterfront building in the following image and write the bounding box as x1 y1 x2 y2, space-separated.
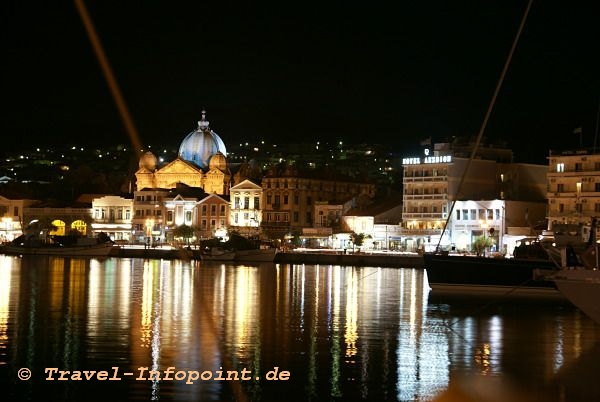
401 139 547 253
90 195 133 242
344 193 403 250
132 188 170 244
260 162 376 241
196 193 230 240
229 179 263 239
546 148 600 241
0 195 38 242
22 202 93 237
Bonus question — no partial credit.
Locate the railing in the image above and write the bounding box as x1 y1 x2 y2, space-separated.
402 213 445 219
398 228 443 236
402 194 447 200
403 176 448 183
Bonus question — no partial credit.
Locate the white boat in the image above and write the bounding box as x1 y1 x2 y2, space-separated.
544 217 600 323
234 247 278 262
201 247 236 261
551 268 600 324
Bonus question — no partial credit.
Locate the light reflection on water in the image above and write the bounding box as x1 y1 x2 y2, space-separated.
0 255 599 401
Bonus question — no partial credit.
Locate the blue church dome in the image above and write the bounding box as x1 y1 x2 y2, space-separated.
178 110 227 169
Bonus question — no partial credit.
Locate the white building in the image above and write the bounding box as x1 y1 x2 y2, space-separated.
90 195 133 242
401 140 547 253
229 179 263 238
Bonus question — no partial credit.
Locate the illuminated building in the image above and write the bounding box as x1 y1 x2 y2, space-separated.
401 139 547 253
546 148 600 240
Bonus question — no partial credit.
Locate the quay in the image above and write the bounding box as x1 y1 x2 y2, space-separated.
274 250 424 267
109 245 425 268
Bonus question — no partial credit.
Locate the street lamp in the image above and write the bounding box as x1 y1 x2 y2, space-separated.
2 217 12 243
145 218 154 248
480 220 489 257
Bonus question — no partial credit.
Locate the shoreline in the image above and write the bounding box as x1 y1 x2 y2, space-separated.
109 247 425 267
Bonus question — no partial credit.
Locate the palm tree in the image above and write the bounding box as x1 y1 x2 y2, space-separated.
472 235 494 256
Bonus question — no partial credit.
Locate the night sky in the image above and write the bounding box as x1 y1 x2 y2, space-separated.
1 1 598 164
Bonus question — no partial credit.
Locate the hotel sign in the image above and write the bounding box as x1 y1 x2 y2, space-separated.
402 149 452 165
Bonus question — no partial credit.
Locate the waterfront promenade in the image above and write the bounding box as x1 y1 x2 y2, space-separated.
110 245 425 267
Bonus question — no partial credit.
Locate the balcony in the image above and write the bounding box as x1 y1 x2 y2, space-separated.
403 194 447 200
260 221 289 227
402 212 446 219
93 218 129 224
403 176 448 183
399 228 443 236
135 200 160 205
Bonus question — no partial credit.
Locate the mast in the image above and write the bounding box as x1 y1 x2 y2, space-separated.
436 0 534 251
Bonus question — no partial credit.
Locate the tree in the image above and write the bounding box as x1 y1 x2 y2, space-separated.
172 224 195 245
351 232 369 252
472 235 494 256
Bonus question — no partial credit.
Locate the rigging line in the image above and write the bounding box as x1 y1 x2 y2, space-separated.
594 96 600 151
74 0 144 155
350 266 382 286
436 0 534 250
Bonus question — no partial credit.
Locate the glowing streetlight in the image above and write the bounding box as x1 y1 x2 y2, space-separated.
480 220 489 257
145 218 154 247
2 217 12 242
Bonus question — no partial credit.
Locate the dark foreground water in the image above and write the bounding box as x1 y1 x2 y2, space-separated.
0 255 599 402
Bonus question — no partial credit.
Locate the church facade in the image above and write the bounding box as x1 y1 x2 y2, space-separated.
131 111 235 243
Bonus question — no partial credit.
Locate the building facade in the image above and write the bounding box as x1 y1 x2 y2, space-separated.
546 148 600 242
0 195 38 242
401 141 547 253
260 166 376 241
90 195 133 242
229 179 263 238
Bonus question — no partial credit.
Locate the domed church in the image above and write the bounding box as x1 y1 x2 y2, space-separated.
179 110 227 169
135 110 232 194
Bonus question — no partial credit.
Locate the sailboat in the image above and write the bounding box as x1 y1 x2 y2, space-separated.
547 217 600 324
421 0 565 297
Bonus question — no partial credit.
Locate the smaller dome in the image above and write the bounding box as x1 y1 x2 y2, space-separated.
139 151 157 171
209 151 227 171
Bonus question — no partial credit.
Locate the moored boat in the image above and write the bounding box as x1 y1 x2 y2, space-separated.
200 247 236 261
0 235 117 257
550 268 600 324
234 247 277 262
423 251 561 297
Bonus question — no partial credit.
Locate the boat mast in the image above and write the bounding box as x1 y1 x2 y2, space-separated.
436 0 534 252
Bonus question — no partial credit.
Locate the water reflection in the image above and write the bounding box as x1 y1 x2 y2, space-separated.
0 256 599 401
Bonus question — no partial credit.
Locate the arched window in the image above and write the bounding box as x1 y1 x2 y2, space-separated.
50 220 66 236
71 220 87 235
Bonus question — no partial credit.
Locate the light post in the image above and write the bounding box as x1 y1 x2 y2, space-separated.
480 220 489 257
2 217 12 243
145 218 154 248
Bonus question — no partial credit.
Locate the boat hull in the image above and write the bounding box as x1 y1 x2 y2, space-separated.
201 251 236 261
234 248 277 262
423 253 561 296
552 269 600 324
0 243 117 257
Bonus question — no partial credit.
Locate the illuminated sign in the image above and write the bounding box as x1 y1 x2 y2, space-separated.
402 147 453 165
402 155 452 165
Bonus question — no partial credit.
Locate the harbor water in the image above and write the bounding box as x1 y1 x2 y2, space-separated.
0 255 599 401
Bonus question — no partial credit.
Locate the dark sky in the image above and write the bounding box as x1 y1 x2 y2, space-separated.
1 1 598 164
